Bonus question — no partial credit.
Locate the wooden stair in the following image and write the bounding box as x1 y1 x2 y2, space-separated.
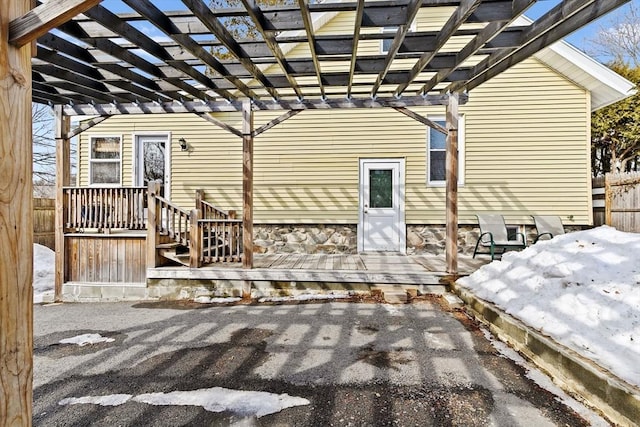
157 242 190 267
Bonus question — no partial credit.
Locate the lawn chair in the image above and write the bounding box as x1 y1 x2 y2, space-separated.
473 214 526 260
532 215 565 243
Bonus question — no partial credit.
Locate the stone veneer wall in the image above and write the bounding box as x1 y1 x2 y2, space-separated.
254 225 358 254
252 224 584 255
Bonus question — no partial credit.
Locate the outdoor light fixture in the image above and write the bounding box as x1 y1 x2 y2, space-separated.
178 138 188 151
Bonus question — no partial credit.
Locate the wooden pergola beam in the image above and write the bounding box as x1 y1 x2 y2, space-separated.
347 0 365 99
1 0 33 422
451 0 629 92
9 0 101 47
84 3 239 101
66 115 110 140
394 0 483 96
419 0 535 94
118 0 253 100
370 0 423 97
241 0 304 99
253 110 302 136
184 0 280 100
297 0 325 99
62 94 466 116
393 107 447 134
196 113 243 138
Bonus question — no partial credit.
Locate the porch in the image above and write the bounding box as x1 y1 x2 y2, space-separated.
58 183 491 301
60 251 490 302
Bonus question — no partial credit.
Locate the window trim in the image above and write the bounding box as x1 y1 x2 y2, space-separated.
426 116 465 187
88 134 123 186
380 21 417 54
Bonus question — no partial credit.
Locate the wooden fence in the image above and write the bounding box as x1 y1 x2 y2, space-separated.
592 172 640 232
34 198 55 249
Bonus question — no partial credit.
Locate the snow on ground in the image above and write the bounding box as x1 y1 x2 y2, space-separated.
59 333 115 346
59 387 310 418
457 225 640 388
33 243 55 303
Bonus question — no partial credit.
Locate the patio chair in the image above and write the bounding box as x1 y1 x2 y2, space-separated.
473 214 526 260
532 215 565 243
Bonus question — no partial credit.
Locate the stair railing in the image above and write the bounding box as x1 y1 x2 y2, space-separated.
193 189 243 264
147 181 191 268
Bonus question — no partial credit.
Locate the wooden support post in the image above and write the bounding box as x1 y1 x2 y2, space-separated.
189 209 202 268
195 188 204 210
605 173 612 226
445 93 460 275
54 105 70 301
242 99 254 298
146 181 160 269
242 99 254 270
1 0 33 423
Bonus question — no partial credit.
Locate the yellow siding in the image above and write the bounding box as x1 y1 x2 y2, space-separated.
77 15 592 227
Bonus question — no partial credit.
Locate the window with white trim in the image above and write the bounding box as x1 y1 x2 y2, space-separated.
426 117 465 186
380 22 416 54
89 136 122 185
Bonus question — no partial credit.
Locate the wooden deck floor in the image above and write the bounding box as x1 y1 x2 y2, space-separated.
148 253 490 286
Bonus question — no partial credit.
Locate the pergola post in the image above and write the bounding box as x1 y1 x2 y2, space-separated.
242 99 254 271
1 0 33 423
146 181 161 269
54 105 70 301
445 92 460 274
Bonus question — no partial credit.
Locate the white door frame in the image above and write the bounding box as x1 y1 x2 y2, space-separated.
132 132 171 199
358 158 406 253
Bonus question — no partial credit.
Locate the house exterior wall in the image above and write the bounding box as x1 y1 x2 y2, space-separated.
78 56 592 229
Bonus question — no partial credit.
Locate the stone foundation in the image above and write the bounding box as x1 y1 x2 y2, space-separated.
252 223 584 255
254 224 358 254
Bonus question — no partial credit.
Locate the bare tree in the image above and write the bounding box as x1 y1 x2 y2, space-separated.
586 2 640 67
32 103 77 193
32 103 56 185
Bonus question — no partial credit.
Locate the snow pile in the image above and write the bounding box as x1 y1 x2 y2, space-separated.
33 243 55 303
457 226 640 387
59 333 115 346
59 394 131 407
59 387 310 417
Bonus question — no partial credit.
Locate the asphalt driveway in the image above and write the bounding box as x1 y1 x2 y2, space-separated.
33 298 604 426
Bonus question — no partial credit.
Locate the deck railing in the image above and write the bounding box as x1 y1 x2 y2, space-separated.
146 184 243 267
196 218 243 263
195 189 236 220
154 196 191 246
63 186 147 230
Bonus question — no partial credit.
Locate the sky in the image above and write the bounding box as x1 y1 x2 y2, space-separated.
525 0 639 58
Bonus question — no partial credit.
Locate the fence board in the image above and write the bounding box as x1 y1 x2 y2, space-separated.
33 198 55 249
593 172 640 232
66 235 146 283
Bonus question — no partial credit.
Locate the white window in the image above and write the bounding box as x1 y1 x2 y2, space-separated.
426 117 465 186
89 135 122 185
380 22 416 54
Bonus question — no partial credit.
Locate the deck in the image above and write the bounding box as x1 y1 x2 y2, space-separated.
147 253 490 287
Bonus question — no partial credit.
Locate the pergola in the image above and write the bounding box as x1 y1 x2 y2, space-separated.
0 0 629 422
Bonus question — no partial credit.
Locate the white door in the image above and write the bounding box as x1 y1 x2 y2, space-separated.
359 159 405 252
134 134 170 198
